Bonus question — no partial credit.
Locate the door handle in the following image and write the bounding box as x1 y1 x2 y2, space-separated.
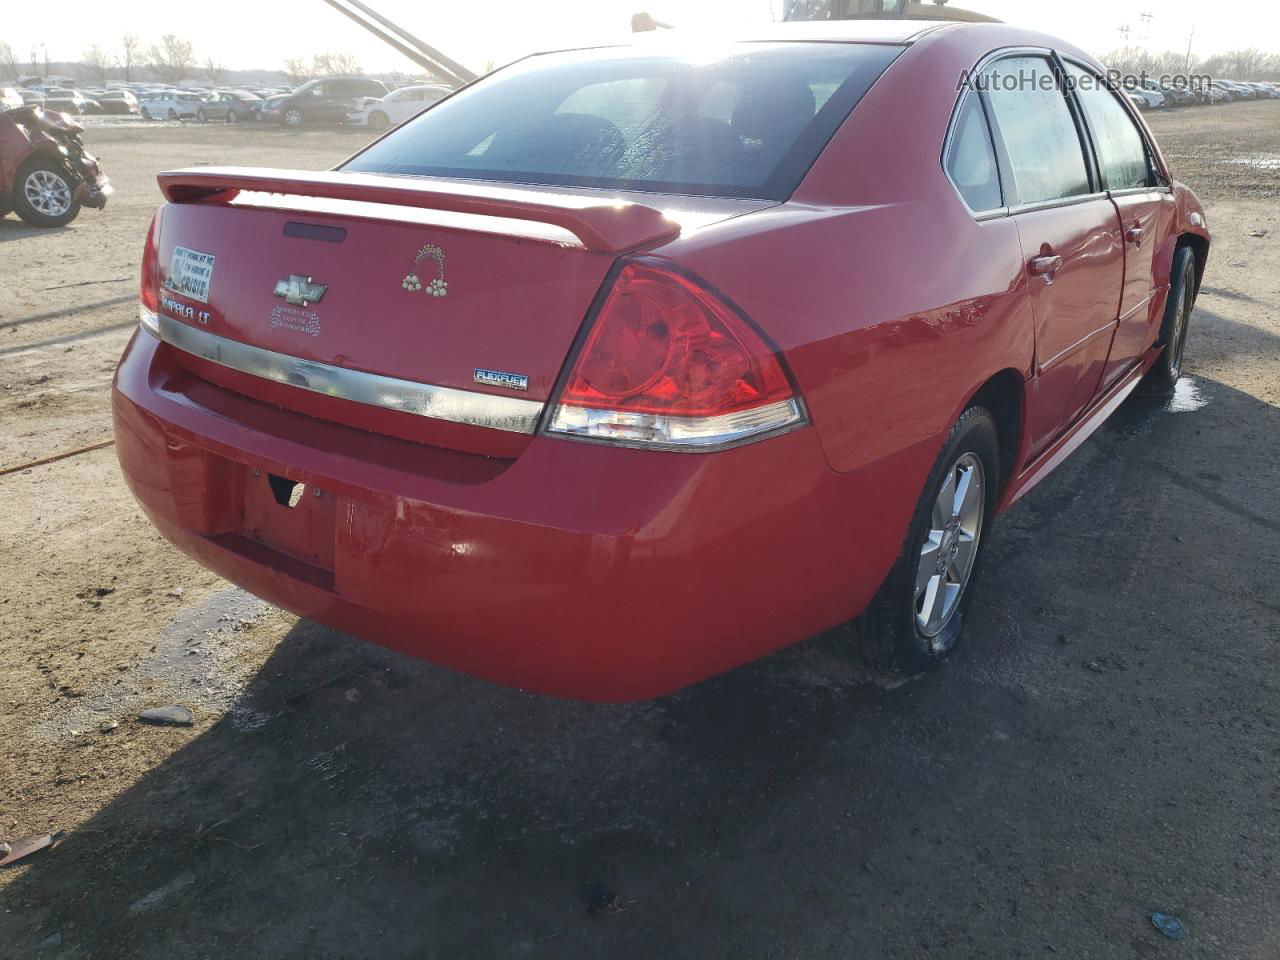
1126 226 1146 245
1028 254 1063 276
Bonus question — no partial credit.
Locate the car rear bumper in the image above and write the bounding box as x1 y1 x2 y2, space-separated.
113 330 921 700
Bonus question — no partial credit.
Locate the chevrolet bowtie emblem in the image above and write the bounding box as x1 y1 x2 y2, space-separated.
273 275 327 307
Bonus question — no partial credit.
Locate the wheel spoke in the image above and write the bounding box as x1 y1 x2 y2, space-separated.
951 465 973 521
926 575 952 632
956 467 983 532
918 573 944 633
916 534 942 595
933 469 956 528
950 532 976 581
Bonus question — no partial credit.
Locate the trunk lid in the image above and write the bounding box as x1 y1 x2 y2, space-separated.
151 167 771 455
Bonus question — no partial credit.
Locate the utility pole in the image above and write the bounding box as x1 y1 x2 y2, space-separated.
1184 26 1195 72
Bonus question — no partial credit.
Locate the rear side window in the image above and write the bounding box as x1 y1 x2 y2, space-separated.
982 56 1090 206
1064 63 1153 191
342 43 902 200
945 94 1002 211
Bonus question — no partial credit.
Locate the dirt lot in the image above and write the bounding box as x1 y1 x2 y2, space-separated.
0 104 1277 959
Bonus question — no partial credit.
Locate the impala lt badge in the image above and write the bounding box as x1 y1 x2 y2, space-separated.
273 275 327 307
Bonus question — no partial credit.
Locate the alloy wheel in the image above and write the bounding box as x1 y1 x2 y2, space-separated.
24 169 72 218
914 452 985 644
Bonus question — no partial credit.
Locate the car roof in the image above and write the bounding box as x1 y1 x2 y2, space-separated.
557 20 1097 64
610 18 949 49
724 19 964 43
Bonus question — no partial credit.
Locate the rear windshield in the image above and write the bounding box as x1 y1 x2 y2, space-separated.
342 42 901 200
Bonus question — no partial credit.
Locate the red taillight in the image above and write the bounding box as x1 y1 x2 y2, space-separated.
139 212 160 314
547 261 805 449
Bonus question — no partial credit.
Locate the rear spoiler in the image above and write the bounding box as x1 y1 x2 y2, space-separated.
157 167 681 254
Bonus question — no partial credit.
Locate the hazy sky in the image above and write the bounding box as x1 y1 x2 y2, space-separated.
8 0 1280 76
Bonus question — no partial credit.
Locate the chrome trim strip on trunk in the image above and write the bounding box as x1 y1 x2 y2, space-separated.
140 306 544 434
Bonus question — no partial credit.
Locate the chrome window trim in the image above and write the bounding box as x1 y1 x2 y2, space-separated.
1108 185 1173 198
140 306 544 434
1005 191 1109 216
967 191 1111 222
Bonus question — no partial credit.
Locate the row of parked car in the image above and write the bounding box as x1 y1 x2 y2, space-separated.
257 77 452 129
1125 78 1280 109
1 78 297 120
1 76 455 131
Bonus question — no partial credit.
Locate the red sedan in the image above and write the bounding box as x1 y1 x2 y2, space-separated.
113 21 1209 701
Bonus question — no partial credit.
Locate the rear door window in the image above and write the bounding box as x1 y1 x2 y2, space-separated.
343 43 902 200
1064 63 1153 191
981 55 1091 206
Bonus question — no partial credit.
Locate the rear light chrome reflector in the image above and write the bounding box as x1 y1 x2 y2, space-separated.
138 306 544 434
547 398 804 450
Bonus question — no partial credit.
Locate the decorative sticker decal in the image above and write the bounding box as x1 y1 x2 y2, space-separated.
165 246 216 304
402 243 448 297
270 304 321 337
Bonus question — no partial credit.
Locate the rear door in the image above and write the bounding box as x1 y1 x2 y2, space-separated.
981 54 1126 458
1064 60 1177 390
300 82 333 122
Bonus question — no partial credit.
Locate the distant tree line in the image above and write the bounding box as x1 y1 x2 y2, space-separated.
283 52 366 85
0 34 365 87
1101 46 1280 82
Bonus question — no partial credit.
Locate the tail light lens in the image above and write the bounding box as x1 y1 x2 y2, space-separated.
546 260 806 449
138 212 161 336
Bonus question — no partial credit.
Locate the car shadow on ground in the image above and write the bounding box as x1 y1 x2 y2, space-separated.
4 373 1278 959
0 218 72 244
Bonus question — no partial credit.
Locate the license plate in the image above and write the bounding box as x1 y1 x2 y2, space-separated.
165 246 216 303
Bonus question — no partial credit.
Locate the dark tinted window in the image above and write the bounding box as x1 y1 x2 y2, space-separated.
342 43 902 200
1064 63 1152 191
945 94 1002 211
982 56 1090 205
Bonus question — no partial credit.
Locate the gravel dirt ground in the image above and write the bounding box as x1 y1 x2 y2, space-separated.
0 104 1277 959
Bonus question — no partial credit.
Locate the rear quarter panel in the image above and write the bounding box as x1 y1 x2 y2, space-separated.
658 26 1040 482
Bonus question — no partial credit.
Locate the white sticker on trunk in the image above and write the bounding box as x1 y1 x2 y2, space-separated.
165 246 216 304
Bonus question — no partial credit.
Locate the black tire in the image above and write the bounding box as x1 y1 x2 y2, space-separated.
1145 246 1196 388
226 109 239 124
168 108 178 120
283 108 303 127
13 159 81 228
141 106 152 120
369 110 389 131
855 406 1000 675
196 108 208 123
